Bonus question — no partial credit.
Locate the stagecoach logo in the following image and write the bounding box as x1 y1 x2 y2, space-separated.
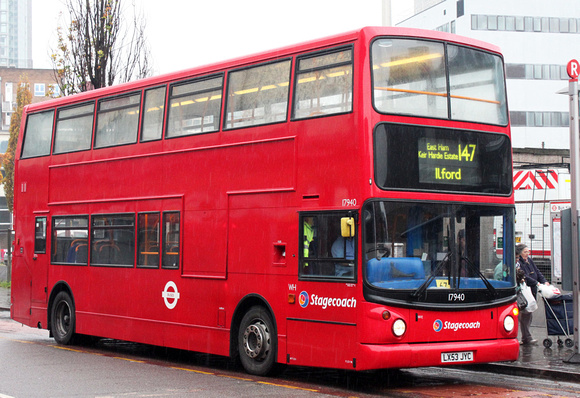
298 291 356 309
162 281 180 309
299 291 309 308
433 319 481 332
433 319 443 332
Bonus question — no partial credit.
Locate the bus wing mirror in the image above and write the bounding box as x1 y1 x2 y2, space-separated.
341 217 355 238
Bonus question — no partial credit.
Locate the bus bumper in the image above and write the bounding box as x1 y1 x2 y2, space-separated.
356 338 520 370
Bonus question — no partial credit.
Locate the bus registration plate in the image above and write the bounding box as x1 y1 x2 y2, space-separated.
441 351 473 363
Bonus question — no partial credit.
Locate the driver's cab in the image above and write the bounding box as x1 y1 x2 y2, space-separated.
299 211 358 281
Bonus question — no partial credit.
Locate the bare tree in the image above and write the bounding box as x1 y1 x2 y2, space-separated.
51 0 152 96
1 77 32 213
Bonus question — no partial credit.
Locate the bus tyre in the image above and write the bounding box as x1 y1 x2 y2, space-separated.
238 306 276 376
51 291 76 345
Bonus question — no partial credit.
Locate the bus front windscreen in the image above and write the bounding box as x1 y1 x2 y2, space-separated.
363 201 515 305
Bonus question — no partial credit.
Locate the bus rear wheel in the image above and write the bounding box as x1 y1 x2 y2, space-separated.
51 291 76 345
238 306 276 376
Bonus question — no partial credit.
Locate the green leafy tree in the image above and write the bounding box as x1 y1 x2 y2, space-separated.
51 0 152 96
1 77 32 212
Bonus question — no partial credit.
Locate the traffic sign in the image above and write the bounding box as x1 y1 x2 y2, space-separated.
567 59 580 80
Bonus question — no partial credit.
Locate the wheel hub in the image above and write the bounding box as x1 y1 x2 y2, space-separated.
243 321 271 360
56 302 71 335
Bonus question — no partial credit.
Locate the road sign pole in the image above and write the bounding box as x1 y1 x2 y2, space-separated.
564 73 580 363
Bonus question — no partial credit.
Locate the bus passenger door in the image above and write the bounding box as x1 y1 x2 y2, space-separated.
10 214 31 323
287 211 359 369
11 214 48 325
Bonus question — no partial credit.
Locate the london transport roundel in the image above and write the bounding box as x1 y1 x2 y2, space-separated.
162 281 180 309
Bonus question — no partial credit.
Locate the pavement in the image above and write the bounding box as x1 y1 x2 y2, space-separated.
1 285 9 311
0 284 578 380
469 293 580 381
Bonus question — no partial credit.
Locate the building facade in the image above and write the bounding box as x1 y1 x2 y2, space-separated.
396 0 579 150
0 67 57 133
1 0 32 69
396 0 580 276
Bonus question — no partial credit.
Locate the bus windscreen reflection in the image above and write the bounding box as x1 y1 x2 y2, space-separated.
363 201 515 295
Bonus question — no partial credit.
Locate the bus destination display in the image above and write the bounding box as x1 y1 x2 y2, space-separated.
418 137 481 186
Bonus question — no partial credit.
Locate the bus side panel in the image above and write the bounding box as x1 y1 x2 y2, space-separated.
183 209 227 277
73 309 232 358
46 137 296 205
287 319 357 369
66 268 232 358
227 200 297 276
285 280 360 369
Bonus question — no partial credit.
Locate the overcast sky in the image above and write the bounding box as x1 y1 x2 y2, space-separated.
31 0 413 75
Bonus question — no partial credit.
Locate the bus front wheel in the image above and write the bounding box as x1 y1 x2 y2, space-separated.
238 306 276 376
51 291 76 345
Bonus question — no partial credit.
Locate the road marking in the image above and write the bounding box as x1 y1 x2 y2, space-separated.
218 375 253 381
257 381 319 392
52 345 85 353
170 366 214 375
113 357 145 363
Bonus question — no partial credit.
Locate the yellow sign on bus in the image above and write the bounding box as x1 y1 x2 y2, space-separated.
436 279 450 288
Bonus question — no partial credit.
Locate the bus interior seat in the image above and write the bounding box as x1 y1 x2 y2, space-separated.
388 257 425 279
99 243 120 253
367 257 425 283
98 243 121 263
367 258 388 283
66 239 87 263
75 244 88 263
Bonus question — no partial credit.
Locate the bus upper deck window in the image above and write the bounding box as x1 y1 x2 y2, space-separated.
21 110 54 158
293 47 353 120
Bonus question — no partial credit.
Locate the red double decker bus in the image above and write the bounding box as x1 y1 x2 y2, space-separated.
11 27 519 375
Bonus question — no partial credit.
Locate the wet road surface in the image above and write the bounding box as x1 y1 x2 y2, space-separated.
1 309 579 397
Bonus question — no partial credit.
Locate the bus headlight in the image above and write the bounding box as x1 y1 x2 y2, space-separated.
392 318 407 337
503 315 515 332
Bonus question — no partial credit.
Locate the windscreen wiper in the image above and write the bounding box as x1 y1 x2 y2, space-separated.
411 251 451 299
460 256 497 296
